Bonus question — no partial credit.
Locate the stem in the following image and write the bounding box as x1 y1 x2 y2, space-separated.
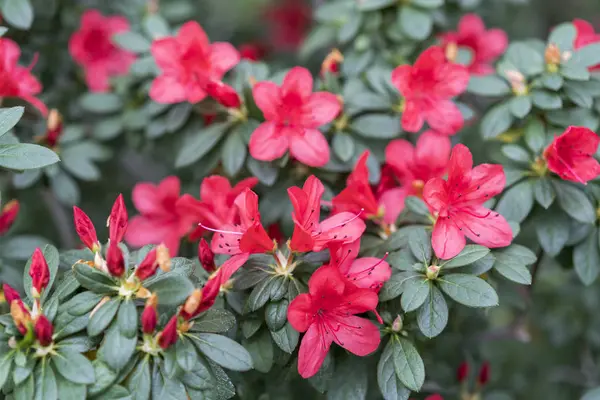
41 189 76 249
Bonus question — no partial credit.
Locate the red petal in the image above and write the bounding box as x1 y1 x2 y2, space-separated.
432 217 466 259
287 293 315 332
73 206 98 251
454 206 512 249
288 128 330 167
249 121 289 161
297 323 331 378
29 247 49 297
281 66 313 100
109 194 128 243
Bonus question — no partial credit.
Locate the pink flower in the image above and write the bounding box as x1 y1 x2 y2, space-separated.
149 21 240 104
265 0 311 50
250 66 341 167
288 265 380 378
543 126 600 184
125 176 196 256
329 241 391 292
0 38 47 115
391 46 469 135
423 144 512 259
69 10 136 92
574 19 600 70
439 13 508 75
383 131 451 218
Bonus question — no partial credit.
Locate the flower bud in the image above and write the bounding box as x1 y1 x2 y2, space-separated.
505 69 528 96
135 248 158 281
157 315 179 349
156 243 171 272
426 265 440 280
34 314 53 346
3 283 21 304
478 361 490 386
445 41 458 62
106 242 125 277
10 300 31 335
545 43 561 66
457 361 469 383
321 48 343 76
141 294 158 334
181 289 203 320
239 43 267 62
391 315 403 332
108 194 128 243
205 81 242 109
73 206 100 252
198 239 216 272
45 109 63 148
0 200 19 236
29 248 50 298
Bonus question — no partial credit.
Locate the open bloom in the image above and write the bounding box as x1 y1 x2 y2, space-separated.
288 266 380 378
329 241 391 292
150 21 240 104
69 10 136 92
0 38 47 115
544 126 600 184
0 200 19 236
125 176 196 256
439 14 508 75
423 144 512 259
288 175 366 252
391 46 469 135
574 19 600 70
383 131 451 217
178 175 259 240
250 66 341 167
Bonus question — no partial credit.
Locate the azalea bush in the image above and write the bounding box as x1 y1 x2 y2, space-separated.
2 0 600 399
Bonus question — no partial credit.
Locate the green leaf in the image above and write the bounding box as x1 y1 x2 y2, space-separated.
564 81 594 108
332 133 355 162
222 129 247 177
14 374 34 400
408 227 432 262
247 158 278 186
56 376 86 400
582 387 600 400
377 342 411 400
327 356 368 400
468 75 510 96
176 337 199 372
72 263 118 294
481 102 514 139
308 353 334 394
495 180 534 223
34 361 58 400
270 323 299 354
532 90 562 110
117 299 138 338
52 350 95 384
99 324 137 371
13 357 34 385
553 180 596 223
241 319 262 339
404 196 429 216
299 25 337 59
50 172 80 206
574 228 600 285
494 244 537 265
88 298 120 337
93 385 131 400
0 144 60 170
493 258 532 285
508 96 532 118
2 0 33 30
80 93 123 114
541 73 563 90
380 272 421 301
353 114 401 138
189 308 236 333
192 333 253 371
417 285 448 338
246 277 275 312
338 13 362 44
392 337 425 392
0 354 14 389
535 209 570 256
401 278 430 312
113 32 151 53
438 274 499 307
88 360 117 397
534 178 555 208
560 64 590 80
145 274 193 306
443 245 490 268
265 300 289 331
506 42 545 76
23 244 59 302
548 22 576 51
93 117 123 140
357 0 396 11
175 123 228 168
524 117 546 153
399 6 432 40
501 144 531 163
566 43 600 69
244 330 273 373
126 357 151 400
143 14 170 38
411 0 443 7
0 107 24 136
165 103 191 133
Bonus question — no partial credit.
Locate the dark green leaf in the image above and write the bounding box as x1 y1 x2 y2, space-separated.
50 171 80 206
14 374 34 400
175 123 228 167
0 144 59 170
99 324 137 371
117 299 138 338
244 330 273 373
401 278 430 312
93 384 130 400
496 180 534 223
72 263 117 294
553 180 596 223
126 357 151 400
309 353 334 394
52 350 95 384
541 73 563 90
468 75 510 96
509 96 532 118
501 144 531 163
190 308 236 333
443 245 490 268
377 342 411 400
399 6 432 40
532 90 562 110
565 82 594 108
56 376 86 400
417 285 448 338
13 357 34 385
357 0 396 11
535 209 570 256
270 323 299 354
88 360 117 397
88 298 120 337
380 272 421 301
534 178 555 208
176 337 199 372
246 277 275 312
392 337 425 392
192 333 254 371
524 117 546 153
574 228 600 285
0 354 14 389
80 93 123 113
246 157 278 186
0 107 24 136
353 114 401 138
332 133 355 162
145 274 193 306
404 196 429 216
222 129 247 176
438 274 499 307
165 103 192 133
327 356 368 400
265 300 289 331
408 227 432 262
2 0 33 29
506 43 545 76
481 103 514 139
34 361 58 400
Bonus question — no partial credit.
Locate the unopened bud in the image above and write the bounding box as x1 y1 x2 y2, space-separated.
182 289 203 317
136 286 152 299
141 294 158 334
45 109 63 148
426 265 440 280
10 300 31 335
321 48 343 76
205 81 242 109
0 200 19 236
545 43 561 66
135 248 158 281
457 361 469 383
478 361 490 386
108 194 128 243
198 239 216 272
156 244 171 272
73 206 99 252
106 242 125 277
3 283 21 304
29 248 50 298
157 315 179 349
391 315 403 332
505 70 528 96
34 315 53 346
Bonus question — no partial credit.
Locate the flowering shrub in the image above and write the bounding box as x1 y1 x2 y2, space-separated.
1 0 600 399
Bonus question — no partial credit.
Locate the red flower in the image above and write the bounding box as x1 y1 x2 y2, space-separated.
289 175 366 252
135 248 159 281
178 175 259 240
105 242 125 277
141 294 158 334
423 144 512 259
478 361 491 385
34 315 53 346
425 395 444 400
574 19 600 70
543 126 600 184
329 241 391 292
29 248 50 298
69 10 136 92
205 80 242 109
439 14 508 75
264 0 311 50
73 205 100 252
149 21 240 104
125 176 196 256
287 266 380 378
109 194 128 244
209 189 274 255
457 361 470 382
198 239 216 272
0 199 19 236
3 283 21 304
0 38 47 115
157 315 179 349
250 66 341 167
239 43 268 62
391 46 469 135
383 131 451 219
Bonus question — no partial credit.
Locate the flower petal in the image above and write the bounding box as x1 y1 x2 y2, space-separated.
426 100 464 135
344 257 392 291
457 13 486 36
307 265 346 297
446 144 473 188
288 293 315 332
385 139 415 183
249 121 289 161
391 65 412 96
150 75 187 104
252 82 281 120
431 217 466 259
297 323 332 378
401 100 425 133
422 177 449 213
209 42 240 78
379 187 409 225
281 66 313 99
454 206 512 249
289 128 330 167
331 315 380 356
313 212 366 252
151 38 181 72
302 92 341 128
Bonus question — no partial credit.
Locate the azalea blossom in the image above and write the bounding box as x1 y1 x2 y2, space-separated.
149 21 240 104
250 66 341 167
391 46 469 135
125 176 196 256
0 38 47 115
543 126 600 184
573 19 600 70
329 240 391 292
439 13 508 75
178 175 259 240
288 175 366 252
287 265 380 378
69 9 136 92
265 0 311 50
383 131 451 217
423 144 512 259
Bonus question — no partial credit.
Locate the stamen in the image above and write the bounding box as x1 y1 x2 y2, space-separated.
327 208 364 230
197 222 243 236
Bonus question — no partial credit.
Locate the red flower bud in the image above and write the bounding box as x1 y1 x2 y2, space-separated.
29 248 50 298
457 361 469 383
45 109 63 148
141 294 158 334
239 43 267 62
205 81 242 109
203 113 216 126
135 248 158 281
157 315 179 349
478 361 490 386
198 239 215 272
321 49 343 77
34 315 53 346
73 206 99 252
10 300 31 335
425 395 444 400
0 200 19 235
108 194 128 243
3 283 21 304
106 242 125 277
180 289 203 321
